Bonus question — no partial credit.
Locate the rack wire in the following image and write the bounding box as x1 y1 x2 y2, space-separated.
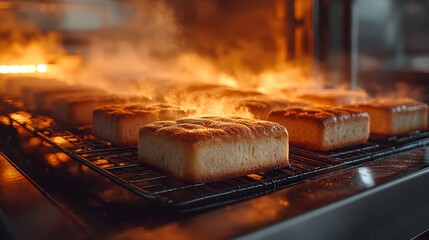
2 99 429 212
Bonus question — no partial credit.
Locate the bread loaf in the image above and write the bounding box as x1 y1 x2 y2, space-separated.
138 116 289 183
268 106 370 151
93 103 188 145
345 98 428 135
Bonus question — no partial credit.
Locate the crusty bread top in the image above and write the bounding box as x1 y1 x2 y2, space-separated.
269 106 369 126
296 89 367 105
164 83 230 101
238 97 308 111
172 86 264 100
93 103 189 117
56 94 150 105
213 88 265 98
140 116 288 143
33 86 99 95
55 93 113 103
177 83 230 92
345 98 428 113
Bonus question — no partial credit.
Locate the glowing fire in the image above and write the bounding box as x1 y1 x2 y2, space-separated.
0 64 48 74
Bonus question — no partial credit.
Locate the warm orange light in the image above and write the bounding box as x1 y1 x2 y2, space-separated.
0 167 20 181
247 173 263 181
0 64 48 74
0 116 10 125
51 136 67 145
45 152 71 167
278 199 290 207
10 112 32 124
36 64 47 72
218 74 238 88
0 2 11 9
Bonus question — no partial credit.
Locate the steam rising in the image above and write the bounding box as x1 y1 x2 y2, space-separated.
0 31 65 64
71 0 322 117
2 0 423 117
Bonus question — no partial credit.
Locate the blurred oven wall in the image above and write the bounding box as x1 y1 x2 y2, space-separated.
0 0 131 55
351 0 429 102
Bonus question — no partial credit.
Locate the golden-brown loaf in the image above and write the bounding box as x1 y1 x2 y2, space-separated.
345 98 428 135
33 86 101 112
2 77 65 98
138 116 289 183
52 95 151 126
268 106 370 151
93 103 189 145
237 97 309 120
52 95 120 126
165 83 264 105
22 85 68 111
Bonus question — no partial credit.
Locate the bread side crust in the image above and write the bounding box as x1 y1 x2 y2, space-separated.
138 116 289 183
93 103 188 145
345 99 429 135
237 97 309 120
53 96 121 126
268 106 370 151
296 90 367 106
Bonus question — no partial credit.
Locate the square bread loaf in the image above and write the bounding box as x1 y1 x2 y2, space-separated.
163 83 229 103
93 103 188 145
22 85 70 111
296 89 367 106
138 116 289 183
33 87 102 113
52 95 121 126
268 106 370 151
52 95 151 126
237 97 309 120
2 77 65 98
345 98 428 135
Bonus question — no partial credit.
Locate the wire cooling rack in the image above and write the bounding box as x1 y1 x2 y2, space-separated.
3 99 429 212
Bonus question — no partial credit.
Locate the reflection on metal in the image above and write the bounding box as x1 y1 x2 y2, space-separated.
0 164 20 182
51 136 67 145
357 167 375 188
9 112 32 124
278 199 290 207
425 147 429 162
44 152 71 168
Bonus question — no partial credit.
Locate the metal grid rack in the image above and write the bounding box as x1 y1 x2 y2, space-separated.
3 100 429 212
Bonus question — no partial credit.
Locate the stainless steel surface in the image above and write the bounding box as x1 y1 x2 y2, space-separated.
243 149 429 239
0 152 90 240
1 111 429 239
